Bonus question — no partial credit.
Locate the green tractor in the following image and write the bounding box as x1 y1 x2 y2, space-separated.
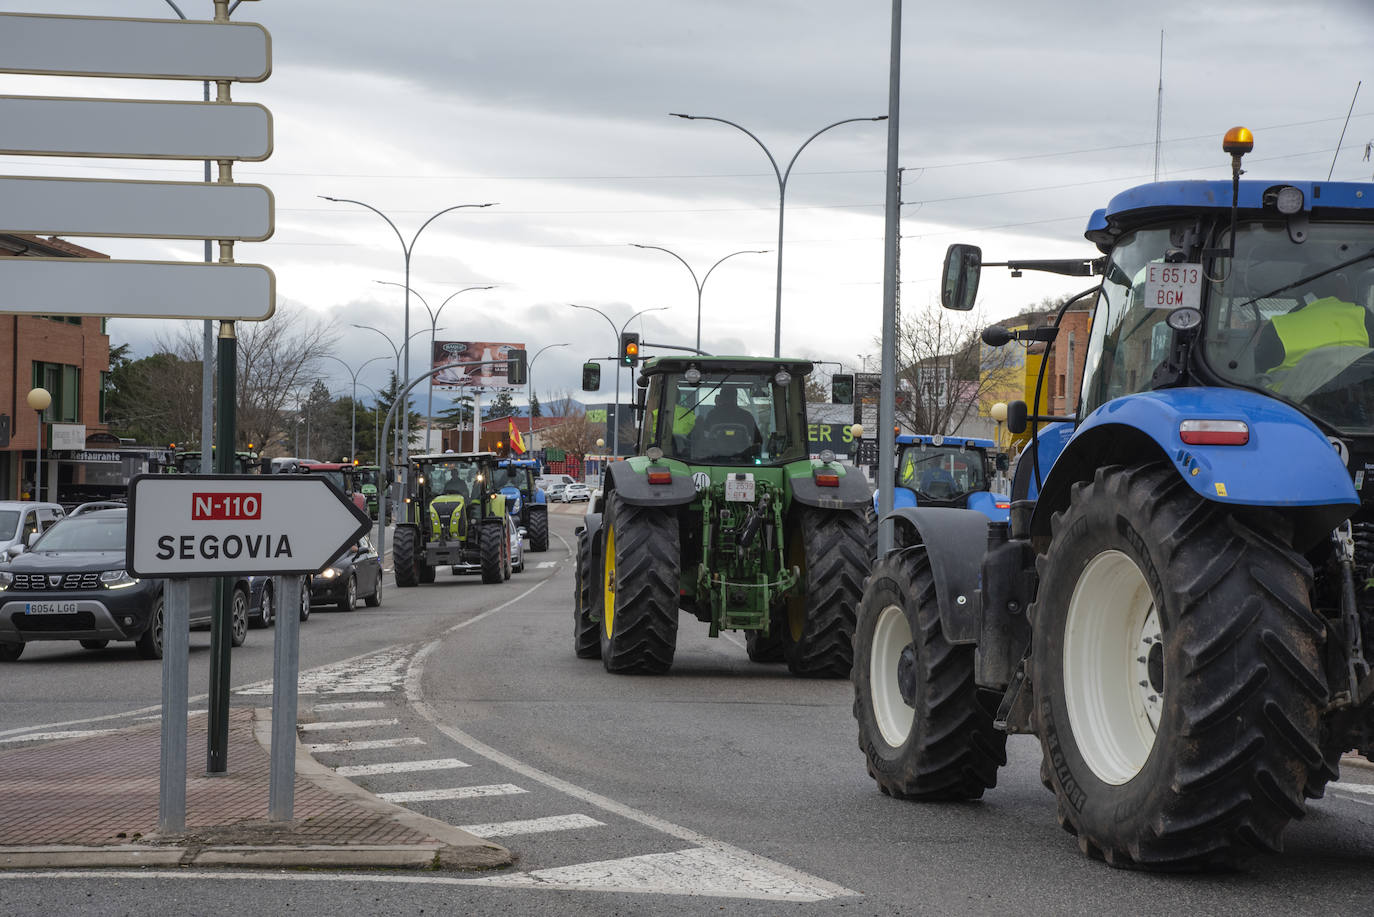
574 357 874 676
356 464 381 519
392 451 514 587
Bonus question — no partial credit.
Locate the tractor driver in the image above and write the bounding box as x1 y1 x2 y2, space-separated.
1253 271 1374 396
692 386 760 456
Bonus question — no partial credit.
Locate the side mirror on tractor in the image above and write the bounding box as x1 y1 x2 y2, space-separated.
941 243 982 311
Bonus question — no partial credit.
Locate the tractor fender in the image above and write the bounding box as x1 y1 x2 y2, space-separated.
604 460 696 507
874 485 918 514
965 491 1011 522
1032 387 1358 550
792 470 872 511
885 507 989 645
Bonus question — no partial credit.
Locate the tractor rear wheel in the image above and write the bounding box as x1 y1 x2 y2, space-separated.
528 505 550 552
781 507 870 677
480 520 504 584
745 606 786 663
573 527 601 659
393 526 419 588
599 493 679 674
852 547 1006 799
1032 463 1327 869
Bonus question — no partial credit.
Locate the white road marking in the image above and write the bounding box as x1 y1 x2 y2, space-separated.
297 718 400 732
236 646 413 696
458 814 604 838
0 729 115 744
304 737 424 753
334 757 470 777
314 700 388 712
377 783 526 803
1332 782 1374 795
134 709 207 721
536 561 558 568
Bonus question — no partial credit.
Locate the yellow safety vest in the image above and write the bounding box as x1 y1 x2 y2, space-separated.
1270 297 1369 372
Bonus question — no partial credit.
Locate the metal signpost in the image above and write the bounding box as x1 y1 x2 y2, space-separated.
128 474 371 829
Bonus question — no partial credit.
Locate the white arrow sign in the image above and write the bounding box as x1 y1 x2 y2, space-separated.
0 13 271 82
0 176 274 241
127 475 371 578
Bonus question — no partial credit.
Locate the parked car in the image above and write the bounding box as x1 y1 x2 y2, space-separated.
0 508 246 661
546 483 569 502
236 574 310 628
508 512 525 574
69 501 126 517
0 501 65 559
308 535 383 612
562 483 592 503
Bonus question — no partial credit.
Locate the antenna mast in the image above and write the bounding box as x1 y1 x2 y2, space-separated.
1153 31 1164 182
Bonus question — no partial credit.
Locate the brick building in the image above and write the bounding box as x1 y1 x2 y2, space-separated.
1 234 113 502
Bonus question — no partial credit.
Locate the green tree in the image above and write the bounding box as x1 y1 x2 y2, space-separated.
484 387 517 420
105 351 203 447
529 392 542 418
371 371 424 456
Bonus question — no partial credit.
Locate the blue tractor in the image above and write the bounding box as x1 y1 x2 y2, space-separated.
494 458 549 552
879 434 1010 522
851 127 1374 869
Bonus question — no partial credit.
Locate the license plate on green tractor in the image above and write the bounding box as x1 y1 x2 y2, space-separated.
725 474 755 502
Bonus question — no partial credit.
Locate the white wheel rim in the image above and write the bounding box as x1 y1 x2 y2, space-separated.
870 604 915 748
1063 549 1161 785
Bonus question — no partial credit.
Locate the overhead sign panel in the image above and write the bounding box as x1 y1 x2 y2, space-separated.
0 176 274 241
0 14 271 82
433 340 526 389
0 258 275 321
0 96 272 161
127 474 371 577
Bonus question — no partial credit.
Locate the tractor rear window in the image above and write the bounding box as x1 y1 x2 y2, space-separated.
641 371 808 465
898 446 987 501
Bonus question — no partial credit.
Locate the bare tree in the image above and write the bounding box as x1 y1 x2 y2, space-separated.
541 392 601 454
887 303 1021 435
163 309 338 453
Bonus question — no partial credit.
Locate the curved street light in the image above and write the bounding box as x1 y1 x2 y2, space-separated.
568 304 669 458
525 342 571 443
669 112 886 357
629 244 768 353
321 195 496 466
321 354 387 462
375 280 496 450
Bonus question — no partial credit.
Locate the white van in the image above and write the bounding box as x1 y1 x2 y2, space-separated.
537 474 576 493
0 502 66 558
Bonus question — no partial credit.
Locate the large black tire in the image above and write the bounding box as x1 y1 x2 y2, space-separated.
230 588 249 647
393 526 419 588
528 505 550 553
574 527 601 659
1031 463 1328 869
480 520 505 584
780 507 871 677
136 599 165 660
745 605 786 663
599 494 679 674
852 547 1007 799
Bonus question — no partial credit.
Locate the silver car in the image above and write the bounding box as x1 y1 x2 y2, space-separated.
0 502 65 559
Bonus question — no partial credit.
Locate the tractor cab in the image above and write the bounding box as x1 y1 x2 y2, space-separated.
636 357 813 466
890 434 1009 520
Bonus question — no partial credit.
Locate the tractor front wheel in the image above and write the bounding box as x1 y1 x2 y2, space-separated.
573 527 601 659
599 493 679 674
393 526 419 588
780 507 871 677
851 547 1006 799
480 520 505 584
528 505 550 553
1032 463 1328 869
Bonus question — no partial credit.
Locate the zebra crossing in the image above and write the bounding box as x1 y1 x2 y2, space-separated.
247 650 856 903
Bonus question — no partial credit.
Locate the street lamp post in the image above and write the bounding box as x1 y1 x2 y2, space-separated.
526 342 571 444
321 354 387 462
26 388 51 503
629 244 768 353
669 112 886 357
569 304 669 458
321 196 496 469
375 280 495 451
351 324 442 465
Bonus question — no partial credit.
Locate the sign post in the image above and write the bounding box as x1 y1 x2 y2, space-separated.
129 474 369 822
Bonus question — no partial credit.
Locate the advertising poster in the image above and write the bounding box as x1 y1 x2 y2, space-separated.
432 340 524 388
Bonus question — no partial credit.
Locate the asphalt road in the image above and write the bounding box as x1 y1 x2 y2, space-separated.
5 506 1374 915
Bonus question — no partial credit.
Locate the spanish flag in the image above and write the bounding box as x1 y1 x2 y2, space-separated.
508 417 527 455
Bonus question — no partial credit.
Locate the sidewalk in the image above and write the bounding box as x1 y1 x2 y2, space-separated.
0 708 511 870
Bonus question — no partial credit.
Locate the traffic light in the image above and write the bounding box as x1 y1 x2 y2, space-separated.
619 332 641 366
831 374 854 405
582 362 602 391
507 348 528 385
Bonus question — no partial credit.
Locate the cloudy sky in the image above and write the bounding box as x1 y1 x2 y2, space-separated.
4 0 1373 410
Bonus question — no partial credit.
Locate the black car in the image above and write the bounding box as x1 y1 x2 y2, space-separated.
308 536 383 612
239 574 312 628
0 509 247 661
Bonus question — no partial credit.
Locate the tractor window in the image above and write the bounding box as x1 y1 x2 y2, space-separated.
645 371 808 465
1080 226 1178 415
1203 222 1374 435
897 445 988 501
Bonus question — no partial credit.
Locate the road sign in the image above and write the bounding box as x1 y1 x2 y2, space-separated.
0 96 272 161
127 474 371 578
0 258 275 320
0 176 274 241
0 13 270 82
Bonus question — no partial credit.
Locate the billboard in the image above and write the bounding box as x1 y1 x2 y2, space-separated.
432 340 524 389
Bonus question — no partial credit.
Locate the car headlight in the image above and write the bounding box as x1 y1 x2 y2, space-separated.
100 569 140 589
0 571 12 591
320 567 338 579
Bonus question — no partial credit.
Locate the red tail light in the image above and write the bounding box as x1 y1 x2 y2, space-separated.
1179 419 1249 446
815 473 840 487
647 469 672 485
